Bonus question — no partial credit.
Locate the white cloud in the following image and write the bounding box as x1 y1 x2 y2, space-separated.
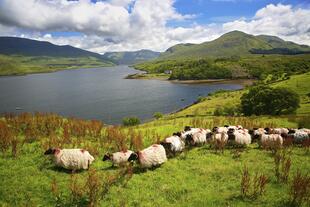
0 2 309 53
223 4 310 45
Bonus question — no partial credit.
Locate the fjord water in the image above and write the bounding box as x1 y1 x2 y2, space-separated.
0 66 243 124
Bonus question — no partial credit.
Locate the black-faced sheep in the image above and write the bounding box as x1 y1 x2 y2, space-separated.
102 150 134 166
128 144 167 168
160 134 185 157
44 148 95 171
227 128 251 146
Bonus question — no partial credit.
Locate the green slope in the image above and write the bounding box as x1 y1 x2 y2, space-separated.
102 50 160 65
160 31 310 59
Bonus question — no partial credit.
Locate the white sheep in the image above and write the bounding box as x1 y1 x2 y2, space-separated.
128 144 167 168
44 148 95 171
180 126 212 142
212 126 228 134
212 132 228 143
260 134 283 147
102 150 134 166
265 128 289 136
289 129 309 144
160 134 185 156
227 128 251 146
183 128 212 146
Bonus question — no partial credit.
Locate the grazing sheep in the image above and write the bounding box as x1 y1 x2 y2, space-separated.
227 128 251 146
102 150 134 166
265 128 289 136
289 130 309 144
128 144 167 168
249 128 267 142
212 126 228 134
184 128 212 146
181 126 212 141
260 134 283 147
44 148 95 171
212 132 228 142
160 134 185 156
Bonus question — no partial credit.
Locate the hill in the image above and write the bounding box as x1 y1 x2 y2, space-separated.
102 49 160 65
160 31 310 59
0 37 114 76
0 37 110 60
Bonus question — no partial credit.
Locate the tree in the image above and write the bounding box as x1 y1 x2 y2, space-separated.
241 86 300 116
122 117 141 126
153 112 163 119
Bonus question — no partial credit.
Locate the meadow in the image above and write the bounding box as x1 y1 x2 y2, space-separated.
0 55 114 76
0 73 309 206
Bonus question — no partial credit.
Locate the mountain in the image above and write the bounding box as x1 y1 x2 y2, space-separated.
102 49 160 65
160 31 310 59
0 36 110 61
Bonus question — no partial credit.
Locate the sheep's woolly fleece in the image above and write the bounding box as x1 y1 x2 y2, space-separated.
53 149 94 170
138 144 167 168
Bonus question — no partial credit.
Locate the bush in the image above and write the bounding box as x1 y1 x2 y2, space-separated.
241 86 300 116
153 112 163 119
122 117 141 126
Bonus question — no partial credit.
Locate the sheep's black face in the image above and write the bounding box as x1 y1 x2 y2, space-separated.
212 127 218 133
173 132 182 137
128 153 138 162
184 126 191 132
253 134 260 141
288 129 296 134
185 134 194 145
248 129 254 135
264 128 270 134
102 153 111 161
161 142 172 152
44 148 55 155
227 129 235 140
206 132 212 139
224 125 229 128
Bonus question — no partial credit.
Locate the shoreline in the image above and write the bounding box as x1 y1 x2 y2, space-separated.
125 72 254 86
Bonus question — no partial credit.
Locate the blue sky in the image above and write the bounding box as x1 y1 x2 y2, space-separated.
0 0 309 53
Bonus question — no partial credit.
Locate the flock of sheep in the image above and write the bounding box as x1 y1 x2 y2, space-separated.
44 125 310 171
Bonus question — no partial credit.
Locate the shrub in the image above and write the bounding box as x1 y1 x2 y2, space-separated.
289 170 310 206
274 149 291 183
122 117 141 126
241 86 300 116
153 112 163 119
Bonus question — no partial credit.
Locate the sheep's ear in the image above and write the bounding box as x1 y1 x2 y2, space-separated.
224 125 229 127
44 148 54 155
184 126 191 131
102 153 111 161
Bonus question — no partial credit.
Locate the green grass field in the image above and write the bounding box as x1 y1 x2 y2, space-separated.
0 72 309 206
0 55 114 76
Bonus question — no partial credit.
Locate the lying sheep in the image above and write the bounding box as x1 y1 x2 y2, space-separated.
128 144 167 168
44 148 95 171
102 150 134 167
227 128 251 146
160 134 185 157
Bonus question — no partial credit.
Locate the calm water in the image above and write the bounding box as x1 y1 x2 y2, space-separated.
0 66 243 124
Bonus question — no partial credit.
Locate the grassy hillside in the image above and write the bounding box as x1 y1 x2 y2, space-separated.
160 31 310 59
134 54 310 80
0 72 309 206
0 55 114 76
102 50 160 65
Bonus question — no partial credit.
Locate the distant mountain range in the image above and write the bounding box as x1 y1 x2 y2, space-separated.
160 31 310 59
102 50 160 65
0 37 110 60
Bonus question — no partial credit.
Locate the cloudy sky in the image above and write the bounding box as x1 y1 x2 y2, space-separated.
0 0 309 53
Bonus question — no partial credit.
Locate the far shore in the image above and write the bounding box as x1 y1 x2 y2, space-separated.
125 72 254 86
